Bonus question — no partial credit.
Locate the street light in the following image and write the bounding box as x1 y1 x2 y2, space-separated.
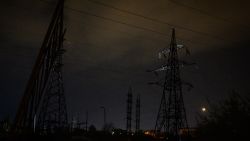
100 106 106 125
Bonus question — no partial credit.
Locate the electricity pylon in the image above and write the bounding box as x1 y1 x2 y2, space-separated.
151 29 190 141
12 0 68 134
126 87 132 134
135 94 140 133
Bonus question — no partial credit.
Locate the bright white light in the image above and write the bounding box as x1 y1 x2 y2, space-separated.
201 107 206 112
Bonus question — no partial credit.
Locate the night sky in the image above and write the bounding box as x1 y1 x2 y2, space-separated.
1 0 250 130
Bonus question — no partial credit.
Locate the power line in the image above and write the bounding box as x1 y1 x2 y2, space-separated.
66 7 213 45
39 0 169 38
168 0 250 29
87 0 228 42
39 0 206 45
66 6 168 37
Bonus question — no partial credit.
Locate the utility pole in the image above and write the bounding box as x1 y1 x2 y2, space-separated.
100 106 106 126
85 111 88 132
77 113 80 129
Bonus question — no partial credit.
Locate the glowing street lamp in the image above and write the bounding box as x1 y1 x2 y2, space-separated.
201 107 206 112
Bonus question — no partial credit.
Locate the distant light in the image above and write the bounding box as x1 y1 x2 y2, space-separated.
201 107 206 112
177 44 184 48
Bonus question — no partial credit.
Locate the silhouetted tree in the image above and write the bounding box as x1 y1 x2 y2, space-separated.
102 122 114 133
196 91 250 141
88 124 96 133
0 117 11 140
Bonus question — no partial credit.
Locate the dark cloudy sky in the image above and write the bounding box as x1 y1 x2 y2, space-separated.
1 0 250 130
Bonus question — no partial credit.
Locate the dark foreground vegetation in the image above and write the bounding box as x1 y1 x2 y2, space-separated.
1 91 249 141
0 131 157 141
195 91 250 141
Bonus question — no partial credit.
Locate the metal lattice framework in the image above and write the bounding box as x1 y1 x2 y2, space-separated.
135 94 140 133
12 0 68 134
154 29 189 141
126 87 132 134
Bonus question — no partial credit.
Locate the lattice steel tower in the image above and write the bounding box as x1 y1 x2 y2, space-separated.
126 87 132 134
154 29 189 141
12 0 68 134
135 94 140 133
